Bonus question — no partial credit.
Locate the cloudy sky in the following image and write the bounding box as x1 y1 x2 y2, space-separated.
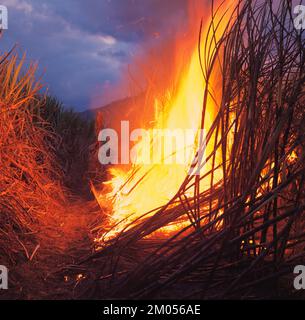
1 0 187 111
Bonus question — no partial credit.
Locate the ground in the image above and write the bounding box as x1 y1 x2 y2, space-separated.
0 197 101 300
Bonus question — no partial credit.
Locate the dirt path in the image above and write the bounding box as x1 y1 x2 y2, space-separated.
4 197 101 299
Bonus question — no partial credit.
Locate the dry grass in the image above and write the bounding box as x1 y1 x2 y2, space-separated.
76 0 305 299
0 50 69 264
41 96 95 192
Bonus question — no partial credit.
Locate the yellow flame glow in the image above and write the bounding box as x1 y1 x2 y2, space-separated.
94 1 236 241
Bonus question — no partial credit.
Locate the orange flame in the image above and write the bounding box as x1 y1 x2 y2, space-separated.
93 1 237 241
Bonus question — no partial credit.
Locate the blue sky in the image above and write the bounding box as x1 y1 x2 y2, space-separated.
1 0 187 111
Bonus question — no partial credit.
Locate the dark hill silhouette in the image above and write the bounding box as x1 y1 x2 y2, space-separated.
80 94 154 132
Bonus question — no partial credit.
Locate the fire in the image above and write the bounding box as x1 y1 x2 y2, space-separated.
93 1 237 241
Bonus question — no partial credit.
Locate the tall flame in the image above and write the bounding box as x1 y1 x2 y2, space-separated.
93 1 237 241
